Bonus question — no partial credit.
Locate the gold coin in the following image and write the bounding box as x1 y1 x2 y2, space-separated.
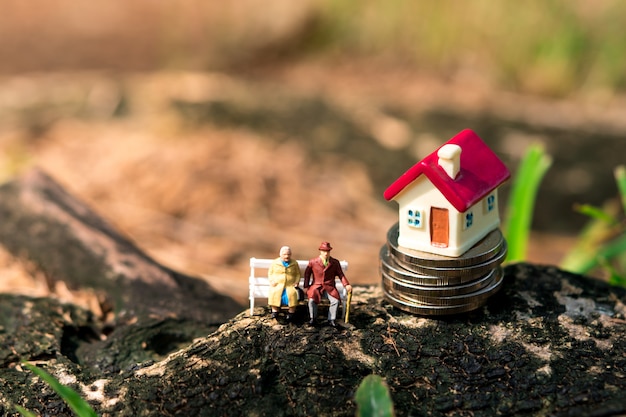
381 267 498 297
380 243 506 282
382 269 504 315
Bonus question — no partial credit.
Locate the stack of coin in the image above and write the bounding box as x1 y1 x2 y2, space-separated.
380 222 507 315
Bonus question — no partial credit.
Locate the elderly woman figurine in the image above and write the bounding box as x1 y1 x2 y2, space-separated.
268 246 301 321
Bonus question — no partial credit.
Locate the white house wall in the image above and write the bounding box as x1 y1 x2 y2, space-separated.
394 177 457 254
452 194 501 256
393 177 501 257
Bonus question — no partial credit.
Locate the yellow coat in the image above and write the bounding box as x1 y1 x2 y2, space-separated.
267 258 301 308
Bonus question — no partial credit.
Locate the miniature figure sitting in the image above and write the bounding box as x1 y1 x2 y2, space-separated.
304 242 352 327
267 246 301 321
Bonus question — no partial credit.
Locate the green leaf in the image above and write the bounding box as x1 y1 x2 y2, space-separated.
354 375 395 417
22 362 98 417
503 143 552 262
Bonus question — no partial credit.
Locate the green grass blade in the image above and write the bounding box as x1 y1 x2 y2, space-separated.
23 362 98 417
574 203 618 225
564 230 626 275
596 233 626 265
614 165 626 214
602 258 626 287
561 173 624 275
355 374 395 417
503 143 552 262
14 405 38 417
560 213 612 274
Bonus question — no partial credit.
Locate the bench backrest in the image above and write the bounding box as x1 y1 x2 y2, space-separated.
248 257 349 315
250 258 348 277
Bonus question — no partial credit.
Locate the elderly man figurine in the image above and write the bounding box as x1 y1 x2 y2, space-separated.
304 241 352 327
268 246 301 321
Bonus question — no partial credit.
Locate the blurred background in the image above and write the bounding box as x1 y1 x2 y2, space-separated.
1 0 626 305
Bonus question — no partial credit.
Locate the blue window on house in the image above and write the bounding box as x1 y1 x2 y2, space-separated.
407 208 422 228
486 194 495 212
465 212 474 229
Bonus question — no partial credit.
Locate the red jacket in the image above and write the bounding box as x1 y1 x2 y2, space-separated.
304 256 350 303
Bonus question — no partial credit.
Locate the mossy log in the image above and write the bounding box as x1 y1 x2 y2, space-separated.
1 170 626 416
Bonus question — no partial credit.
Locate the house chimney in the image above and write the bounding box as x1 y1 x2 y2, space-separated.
437 144 462 179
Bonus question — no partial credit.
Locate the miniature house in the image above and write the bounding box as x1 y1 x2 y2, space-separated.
384 129 510 257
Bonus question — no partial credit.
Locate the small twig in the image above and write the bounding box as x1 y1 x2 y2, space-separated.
382 324 400 356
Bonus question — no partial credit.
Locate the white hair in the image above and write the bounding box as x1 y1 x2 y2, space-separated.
279 246 291 255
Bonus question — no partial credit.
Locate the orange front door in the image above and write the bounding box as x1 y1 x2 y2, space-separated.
430 207 449 248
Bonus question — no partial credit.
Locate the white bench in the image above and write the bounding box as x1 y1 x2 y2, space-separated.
249 257 349 316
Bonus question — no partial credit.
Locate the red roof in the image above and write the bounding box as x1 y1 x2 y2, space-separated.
383 129 510 212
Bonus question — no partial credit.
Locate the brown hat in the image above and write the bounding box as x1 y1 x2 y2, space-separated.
318 241 333 251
